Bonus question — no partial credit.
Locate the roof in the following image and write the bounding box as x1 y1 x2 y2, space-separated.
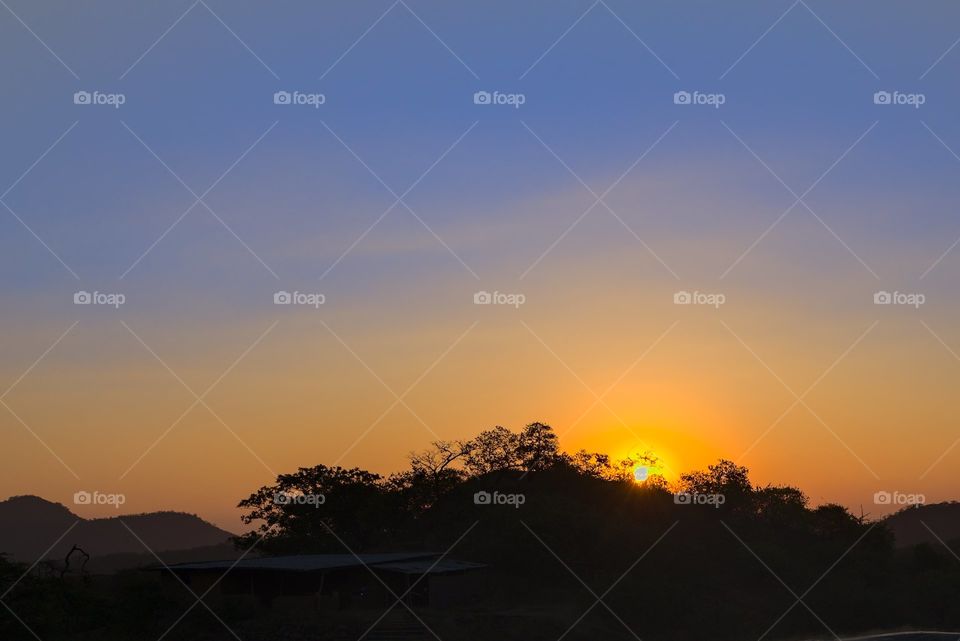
373 559 486 575
160 553 444 573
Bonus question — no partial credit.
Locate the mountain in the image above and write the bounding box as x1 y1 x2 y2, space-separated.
883 501 960 547
0 495 236 568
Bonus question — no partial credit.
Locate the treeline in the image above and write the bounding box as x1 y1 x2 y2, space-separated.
232 422 960 639
3 423 960 640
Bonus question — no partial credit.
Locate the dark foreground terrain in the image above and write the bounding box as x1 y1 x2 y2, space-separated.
3 425 960 640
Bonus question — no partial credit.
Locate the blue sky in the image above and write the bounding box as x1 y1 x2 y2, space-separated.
3 1 960 526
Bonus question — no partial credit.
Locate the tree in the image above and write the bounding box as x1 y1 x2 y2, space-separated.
677 459 752 508
516 422 561 471
464 426 520 475
408 439 472 503
566 449 612 478
236 465 399 553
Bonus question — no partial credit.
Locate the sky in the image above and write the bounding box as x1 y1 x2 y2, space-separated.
1 0 960 530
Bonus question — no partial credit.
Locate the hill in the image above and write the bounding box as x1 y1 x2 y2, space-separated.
884 501 960 547
0 495 235 568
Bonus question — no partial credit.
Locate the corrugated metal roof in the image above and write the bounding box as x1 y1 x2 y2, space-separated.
373 559 486 575
163 553 438 573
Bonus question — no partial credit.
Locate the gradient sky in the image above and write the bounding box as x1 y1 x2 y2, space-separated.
2 1 960 530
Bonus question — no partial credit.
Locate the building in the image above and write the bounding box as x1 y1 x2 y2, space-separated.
156 552 486 613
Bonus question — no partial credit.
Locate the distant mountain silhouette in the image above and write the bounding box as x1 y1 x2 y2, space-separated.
0 495 235 566
884 501 960 547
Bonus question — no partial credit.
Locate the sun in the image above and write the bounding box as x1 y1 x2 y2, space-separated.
622 449 671 483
